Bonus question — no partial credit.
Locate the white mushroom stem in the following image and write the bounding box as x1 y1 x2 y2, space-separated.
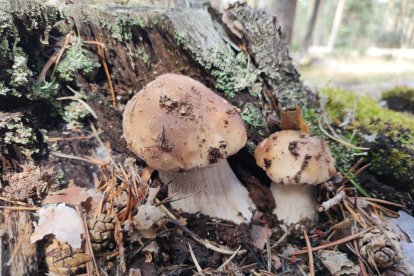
159 159 255 224
270 182 318 225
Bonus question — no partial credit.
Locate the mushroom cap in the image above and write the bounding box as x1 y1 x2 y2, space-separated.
255 130 336 185
123 73 247 171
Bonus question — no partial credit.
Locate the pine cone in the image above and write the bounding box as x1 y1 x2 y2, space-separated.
45 239 91 275
87 213 115 252
359 227 401 269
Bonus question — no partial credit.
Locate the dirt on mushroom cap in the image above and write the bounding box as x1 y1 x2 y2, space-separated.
123 73 247 171
255 130 336 185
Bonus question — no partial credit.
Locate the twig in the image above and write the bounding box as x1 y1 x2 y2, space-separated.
343 200 369 229
96 36 116 107
318 113 369 150
0 230 3 276
217 246 241 271
50 151 107 166
47 135 94 142
0 197 30 206
89 123 119 171
366 201 399 218
154 198 178 220
166 219 240 255
262 230 289 253
82 215 99 275
188 243 203 274
303 230 315 276
291 228 372 255
352 197 406 209
266 238 271 272
0 206 39 211
6 222 30 266
63 86 98 118
318 191 346 212
352 239 368 276
155 191 201 206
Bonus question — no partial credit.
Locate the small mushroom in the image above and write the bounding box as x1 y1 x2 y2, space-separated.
123 73 255 224
255 130 336 224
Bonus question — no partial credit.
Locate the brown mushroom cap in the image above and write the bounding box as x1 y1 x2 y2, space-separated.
123 73 247 171
255 130 336 185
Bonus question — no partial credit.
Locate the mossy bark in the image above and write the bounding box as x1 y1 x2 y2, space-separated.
0 0 309 156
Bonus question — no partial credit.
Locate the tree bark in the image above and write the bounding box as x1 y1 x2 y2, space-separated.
269 0 298 45
327 0 346 51
302 0 321 52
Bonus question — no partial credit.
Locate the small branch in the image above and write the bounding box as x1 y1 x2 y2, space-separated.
0 206 39 211
352 239 368 276
165 219 240 255
291 228 372 255
318 191 346 212
303 230 315 276
217 246 241 271
6 222 30 266
351 197 406 209
188 243 203 274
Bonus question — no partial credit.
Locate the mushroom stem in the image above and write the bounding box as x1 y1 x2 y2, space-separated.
159 159 255 224
270 182 318 224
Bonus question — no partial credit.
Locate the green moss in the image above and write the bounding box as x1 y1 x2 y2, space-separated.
56 37 100 82
381 86 414 113
303 107 358 171
320 87 414 130
319 87 414 190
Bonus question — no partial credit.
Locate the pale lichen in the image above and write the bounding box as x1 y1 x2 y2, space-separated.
0 113 40 157
56 37 100 82
62 101 91 127
9 53 33 88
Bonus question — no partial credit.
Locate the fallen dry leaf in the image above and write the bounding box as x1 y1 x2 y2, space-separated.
251 225 272 250
319 250 360 276
31 203 83 249
43 180 91 205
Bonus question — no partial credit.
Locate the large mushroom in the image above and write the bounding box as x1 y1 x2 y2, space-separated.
123 73 255 224
255 130 336 224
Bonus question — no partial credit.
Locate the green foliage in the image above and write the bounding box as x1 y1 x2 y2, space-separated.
381 86 414 113
321 87 414 130
56 37 100 82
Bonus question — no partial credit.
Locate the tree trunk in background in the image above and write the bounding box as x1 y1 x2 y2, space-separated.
269 0 298 44
327 0 346 51
302 0 321 52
